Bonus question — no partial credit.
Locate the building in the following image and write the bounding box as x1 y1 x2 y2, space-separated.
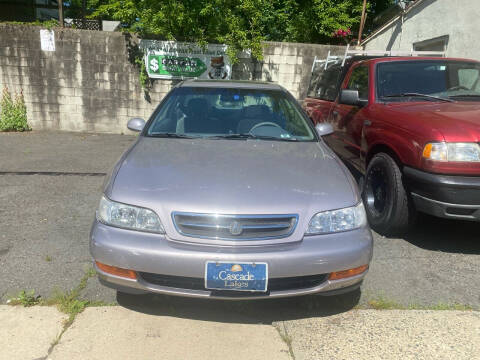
362 0 480 60
0 0 112 31
0 0 59 22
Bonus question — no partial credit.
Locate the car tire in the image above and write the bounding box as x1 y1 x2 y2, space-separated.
363 153 414 235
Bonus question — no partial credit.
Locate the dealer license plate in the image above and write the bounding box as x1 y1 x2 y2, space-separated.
205 261 268 292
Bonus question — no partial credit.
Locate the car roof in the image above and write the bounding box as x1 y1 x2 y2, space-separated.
367 56 480 64
178 79 284 91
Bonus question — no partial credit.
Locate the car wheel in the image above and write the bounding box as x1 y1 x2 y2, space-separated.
363 153 414 235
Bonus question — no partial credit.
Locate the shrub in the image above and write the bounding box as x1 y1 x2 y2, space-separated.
0 86 30 132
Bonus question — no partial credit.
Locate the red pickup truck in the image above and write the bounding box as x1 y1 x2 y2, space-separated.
304 56 480 235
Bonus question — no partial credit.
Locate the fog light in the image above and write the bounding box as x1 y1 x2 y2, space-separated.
328 265 368 280
95 261 137 279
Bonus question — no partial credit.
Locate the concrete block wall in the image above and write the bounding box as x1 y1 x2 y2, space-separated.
0 24 345 133
234 42 345 100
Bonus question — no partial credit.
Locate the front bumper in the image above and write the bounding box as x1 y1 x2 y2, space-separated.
90 220 372 299
403 167 480 221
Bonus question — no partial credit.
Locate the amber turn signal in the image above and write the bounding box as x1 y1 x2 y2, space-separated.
422 143 433 158
328 264 368 280
95 261 137 279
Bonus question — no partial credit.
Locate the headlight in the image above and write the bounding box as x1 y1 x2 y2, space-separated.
306 202 367 235
423 142 480 162
97 196 165 233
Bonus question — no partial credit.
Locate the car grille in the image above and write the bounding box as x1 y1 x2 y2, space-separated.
172 212 298 240
139 272 328 293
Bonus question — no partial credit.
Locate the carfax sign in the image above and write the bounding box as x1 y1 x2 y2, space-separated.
140 40 231 80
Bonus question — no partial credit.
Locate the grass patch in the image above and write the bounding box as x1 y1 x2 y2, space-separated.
5 267 115 355
43 267 97 324
367 296 405 310
365 296 476 311
7 290 41 307
409 302 475 311
43 267 99 355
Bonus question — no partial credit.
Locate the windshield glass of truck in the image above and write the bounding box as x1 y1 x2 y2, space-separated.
146 87 315 141
377 61 480 101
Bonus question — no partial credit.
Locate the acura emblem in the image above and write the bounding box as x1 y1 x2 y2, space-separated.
229 221 243 236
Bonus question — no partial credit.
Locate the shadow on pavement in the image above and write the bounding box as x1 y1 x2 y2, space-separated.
404 214 480 254
116 289 361 324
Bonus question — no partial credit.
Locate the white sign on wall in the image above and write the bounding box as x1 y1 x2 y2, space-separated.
40 30 55 52
140 40 231 80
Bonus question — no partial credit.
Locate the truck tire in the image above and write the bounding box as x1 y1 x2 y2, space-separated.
363 153 414 235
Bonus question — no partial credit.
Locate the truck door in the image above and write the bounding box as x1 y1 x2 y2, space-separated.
329 64 370 172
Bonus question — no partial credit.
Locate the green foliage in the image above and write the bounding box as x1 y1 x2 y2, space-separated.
91 1 394 59
0 87 30 132
39 19 59 30
135 56 149 89
64 0 101 18
272 0 365 44
3 1 394 51
92 0 269 62
1 19 59 29
8 290 41 307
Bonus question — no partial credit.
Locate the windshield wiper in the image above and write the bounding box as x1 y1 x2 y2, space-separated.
382 93 454 102
254 135 298 141
148 133 196 139
208 134 255 139
208 134 298 141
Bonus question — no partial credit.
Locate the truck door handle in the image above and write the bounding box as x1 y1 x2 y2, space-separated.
364 120 372 126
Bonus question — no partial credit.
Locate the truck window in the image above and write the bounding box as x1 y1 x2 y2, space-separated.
458 68 479 90
347 66 369 100
307 65 341 100
377 60 480 101
318 66 342 101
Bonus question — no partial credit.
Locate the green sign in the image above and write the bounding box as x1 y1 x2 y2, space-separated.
141 41 231 80
147 54 207 78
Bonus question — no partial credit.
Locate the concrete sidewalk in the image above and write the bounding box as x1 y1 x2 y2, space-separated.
1 305 479 360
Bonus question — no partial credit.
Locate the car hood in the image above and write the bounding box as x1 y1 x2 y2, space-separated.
108 137 358 243
380 102 480 142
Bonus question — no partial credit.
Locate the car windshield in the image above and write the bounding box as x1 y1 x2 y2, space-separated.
145 86 315 141
377 60 480 102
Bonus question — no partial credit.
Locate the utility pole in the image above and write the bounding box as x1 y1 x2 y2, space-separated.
58 0 64 27
83 0 86 19
82 0 87 28
357 0 368 46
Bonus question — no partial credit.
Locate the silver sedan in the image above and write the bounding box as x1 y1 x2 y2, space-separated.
90 80 373 299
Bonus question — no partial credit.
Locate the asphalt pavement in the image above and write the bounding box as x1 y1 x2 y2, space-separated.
1 131 479 309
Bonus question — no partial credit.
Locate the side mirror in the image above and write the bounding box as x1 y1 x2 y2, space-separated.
315 122 334 137
339 89 368 107
127 118 146 132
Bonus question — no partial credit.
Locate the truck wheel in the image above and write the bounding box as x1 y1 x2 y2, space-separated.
363 153 414 235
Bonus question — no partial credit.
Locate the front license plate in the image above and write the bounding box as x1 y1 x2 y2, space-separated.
205 261 268 292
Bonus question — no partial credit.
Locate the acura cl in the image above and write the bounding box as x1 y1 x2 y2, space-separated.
90 80 373 299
